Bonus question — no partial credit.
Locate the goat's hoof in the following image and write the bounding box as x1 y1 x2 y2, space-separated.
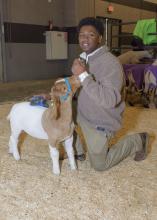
53 171 60 175
13 154 20 161
71 165 77 171
53 169 60 175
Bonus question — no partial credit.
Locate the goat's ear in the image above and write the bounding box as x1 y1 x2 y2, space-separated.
50 93 61 120
69 75 81 93
53 96 61 120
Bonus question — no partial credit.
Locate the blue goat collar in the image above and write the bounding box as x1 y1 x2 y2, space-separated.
60 78 72 101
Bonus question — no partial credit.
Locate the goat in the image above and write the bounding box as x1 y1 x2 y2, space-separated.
7 76 80 175
118 50 152 64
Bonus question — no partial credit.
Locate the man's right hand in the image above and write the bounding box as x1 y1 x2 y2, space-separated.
71 58 86 76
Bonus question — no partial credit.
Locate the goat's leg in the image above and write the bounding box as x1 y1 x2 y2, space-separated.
64 135 77 170
8 129 21 160
49 145 60 175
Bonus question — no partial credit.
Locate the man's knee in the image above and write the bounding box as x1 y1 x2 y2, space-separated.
90 157 109 171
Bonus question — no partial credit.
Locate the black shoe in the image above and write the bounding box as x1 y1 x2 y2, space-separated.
134 132 149 161
75 154 86 161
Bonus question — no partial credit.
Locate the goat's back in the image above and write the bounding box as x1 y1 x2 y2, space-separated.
7 102 48 139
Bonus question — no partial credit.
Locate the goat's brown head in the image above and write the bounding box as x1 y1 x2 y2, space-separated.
50 76 80 119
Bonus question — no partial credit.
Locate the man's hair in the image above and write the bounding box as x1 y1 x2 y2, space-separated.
78 17 104 37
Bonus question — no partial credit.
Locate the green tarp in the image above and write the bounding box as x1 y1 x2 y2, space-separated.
133 18 157 45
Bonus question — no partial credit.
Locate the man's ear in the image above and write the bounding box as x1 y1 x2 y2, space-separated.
99 35 102 44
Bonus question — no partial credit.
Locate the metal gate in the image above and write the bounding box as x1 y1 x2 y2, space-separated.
0 0 6 82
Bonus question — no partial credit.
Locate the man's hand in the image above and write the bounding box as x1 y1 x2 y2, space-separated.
71 58 86 76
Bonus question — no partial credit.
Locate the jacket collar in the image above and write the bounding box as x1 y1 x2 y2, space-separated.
80 45 109 63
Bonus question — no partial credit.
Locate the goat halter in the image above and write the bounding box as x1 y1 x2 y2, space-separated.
60 78 72 102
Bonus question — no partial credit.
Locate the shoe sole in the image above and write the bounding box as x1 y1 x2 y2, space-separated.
75 154 86 161
134 133 149 161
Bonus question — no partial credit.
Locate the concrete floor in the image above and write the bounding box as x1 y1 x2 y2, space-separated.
0 79 55 103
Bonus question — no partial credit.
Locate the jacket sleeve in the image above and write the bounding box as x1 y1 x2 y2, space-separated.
81 57 125 109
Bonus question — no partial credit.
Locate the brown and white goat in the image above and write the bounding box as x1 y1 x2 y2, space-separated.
7 76 80 175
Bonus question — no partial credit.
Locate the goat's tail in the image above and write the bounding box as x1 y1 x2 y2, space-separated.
6 113 10 121
6 104 15 121
51 96 60 120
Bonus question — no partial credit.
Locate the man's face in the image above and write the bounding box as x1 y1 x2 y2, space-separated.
78 25 102 54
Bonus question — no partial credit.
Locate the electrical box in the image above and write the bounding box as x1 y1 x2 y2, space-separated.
46 31 68 60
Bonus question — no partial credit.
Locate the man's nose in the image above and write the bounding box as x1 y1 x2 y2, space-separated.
80 34 90 40
83 35 89 40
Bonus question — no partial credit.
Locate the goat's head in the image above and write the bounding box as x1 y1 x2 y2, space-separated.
50 75 80 119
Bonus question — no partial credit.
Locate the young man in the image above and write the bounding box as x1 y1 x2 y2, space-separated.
71 17 149 171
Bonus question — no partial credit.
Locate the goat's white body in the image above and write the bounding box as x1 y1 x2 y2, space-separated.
7 101 77 175
7 102 48 139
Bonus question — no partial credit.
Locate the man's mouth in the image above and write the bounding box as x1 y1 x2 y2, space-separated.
82 43 89 49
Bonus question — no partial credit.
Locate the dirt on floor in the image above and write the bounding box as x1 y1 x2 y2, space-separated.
0 80 157 220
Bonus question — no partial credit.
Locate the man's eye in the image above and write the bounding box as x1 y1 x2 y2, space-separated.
89 33 95 38
79 33 96 38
